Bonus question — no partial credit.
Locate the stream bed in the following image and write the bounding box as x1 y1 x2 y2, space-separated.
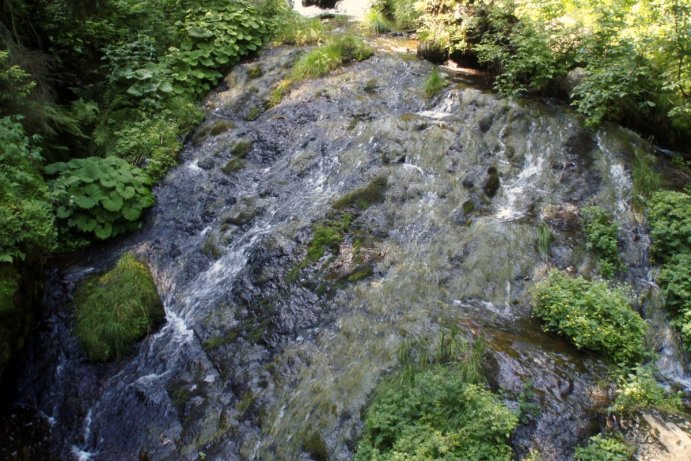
1 14 690 461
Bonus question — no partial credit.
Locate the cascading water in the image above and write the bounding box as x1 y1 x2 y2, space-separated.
3 19 690 461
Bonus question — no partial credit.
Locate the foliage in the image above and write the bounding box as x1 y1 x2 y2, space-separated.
422 67 448 99
46 157 154 240
609 365 682 415
370 0 419 31
476 9 571 96
647 190 691 262
355 337 517 461
582 206 622 279
657 253 691 350
274 13 324 46
416 0 691 148
74 253 164 361
0 117 56 263
574 435 634 461
531 271 648 365
0 265 20 314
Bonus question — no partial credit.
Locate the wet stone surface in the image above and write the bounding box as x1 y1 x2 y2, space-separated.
6 39 690 461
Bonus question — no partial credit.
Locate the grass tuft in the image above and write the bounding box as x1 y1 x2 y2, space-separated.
422 67 448 99
74 253 164 361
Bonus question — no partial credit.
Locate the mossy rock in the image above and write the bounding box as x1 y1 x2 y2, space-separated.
332 176 388 210
246 64 263 79
74 253 164 361
484 167 500 198
231 138 253 158
223 158 245 174
192 119 236 146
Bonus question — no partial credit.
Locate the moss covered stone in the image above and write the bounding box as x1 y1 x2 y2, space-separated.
74 253 164 361
332 176 388 210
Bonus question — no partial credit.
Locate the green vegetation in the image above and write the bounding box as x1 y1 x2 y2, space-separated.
269 35 373 107
536 222 552 257
422 67 448 99
332 176 388 210
291 35 373 81
355 337 518 461
647 190 691 261
574 435 634 461
366 10 394 34
631 153 662 212
369 0 419 31
531 271 648 365
609 365 682 415
647 190 691 350
46 157 155 240
0 117 56 263
582 206 622 279
414 1 691 150
74 253 164 361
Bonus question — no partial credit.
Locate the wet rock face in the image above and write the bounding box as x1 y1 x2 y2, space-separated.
11 43 685 461
302 0 339 9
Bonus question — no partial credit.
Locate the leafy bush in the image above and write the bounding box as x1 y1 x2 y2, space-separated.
647 190 691 262
74 253 164 361
574 435 634 461
582 206 622 279
423 67 448 99
609 365 682 414
354 365 518 461
0 117 56 263
657 253 691 350
531 271 648 365
46 157 154 240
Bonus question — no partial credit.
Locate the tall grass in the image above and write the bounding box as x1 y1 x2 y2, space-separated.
74 253 164 361
423 67 448 99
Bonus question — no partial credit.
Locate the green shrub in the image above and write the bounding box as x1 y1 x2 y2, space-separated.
355 364 517 461
531 271 648 365
422 67 448 99
574 435 634 461
0 116 56 263
46 156 155 240
582 206 622 279
609 365 682 415
657 253 691 350
647 190 691 262
74 253 164 361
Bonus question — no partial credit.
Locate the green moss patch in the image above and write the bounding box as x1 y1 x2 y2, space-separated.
332 176 388 210
74 253 164 361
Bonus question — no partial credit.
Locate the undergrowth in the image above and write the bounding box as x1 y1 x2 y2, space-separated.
354 336 517 461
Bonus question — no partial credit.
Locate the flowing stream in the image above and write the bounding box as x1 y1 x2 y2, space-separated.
2 8 690 461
